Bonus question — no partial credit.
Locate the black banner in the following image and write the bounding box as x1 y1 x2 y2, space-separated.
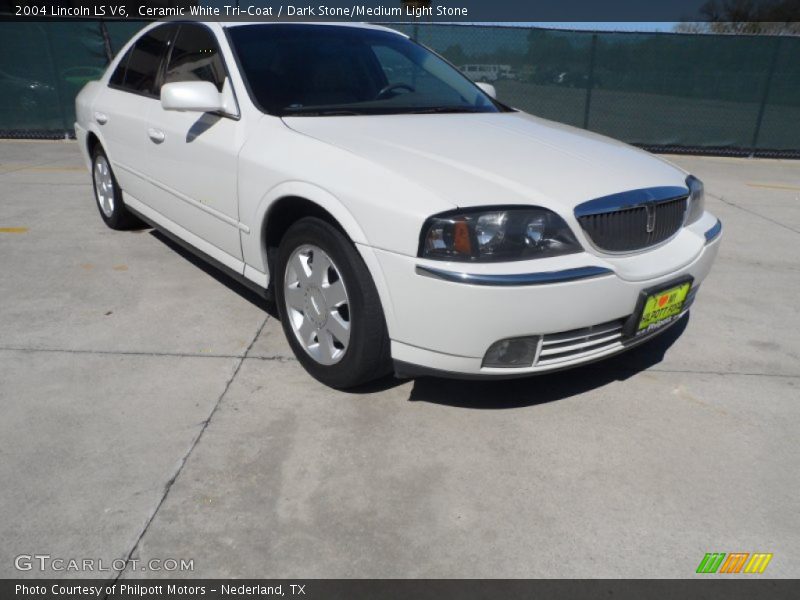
3 580 800 600
2 0 800 22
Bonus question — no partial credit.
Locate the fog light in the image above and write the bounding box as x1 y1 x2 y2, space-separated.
482 336 540 368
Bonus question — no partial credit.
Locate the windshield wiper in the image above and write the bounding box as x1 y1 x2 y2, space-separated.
283 108 363 116
282 106 485 116
405 106 485 114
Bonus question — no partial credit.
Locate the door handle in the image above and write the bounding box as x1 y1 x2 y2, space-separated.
147 128 166 144
94 111 108 125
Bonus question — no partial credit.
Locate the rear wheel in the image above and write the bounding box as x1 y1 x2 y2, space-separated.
275 217 391 389
91 146 141 230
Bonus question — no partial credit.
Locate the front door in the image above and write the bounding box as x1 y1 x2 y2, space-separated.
143 23 244 267
94 24 174 204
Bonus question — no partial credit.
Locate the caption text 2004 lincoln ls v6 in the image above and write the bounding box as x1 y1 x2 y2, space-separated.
74 21 722 388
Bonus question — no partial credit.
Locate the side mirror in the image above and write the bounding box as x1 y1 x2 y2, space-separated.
476 82 497 99
161 81 224 113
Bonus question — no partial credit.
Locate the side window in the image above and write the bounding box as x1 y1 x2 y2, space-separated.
110 26 173 96
109 52 129 87
164 25 226 92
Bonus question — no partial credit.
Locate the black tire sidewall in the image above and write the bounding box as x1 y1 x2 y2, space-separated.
275 217 391 389
91 146 135 230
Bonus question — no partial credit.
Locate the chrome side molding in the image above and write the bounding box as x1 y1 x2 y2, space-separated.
415 265 614 286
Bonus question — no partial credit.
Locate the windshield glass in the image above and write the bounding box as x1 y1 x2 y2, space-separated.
228 24 504 116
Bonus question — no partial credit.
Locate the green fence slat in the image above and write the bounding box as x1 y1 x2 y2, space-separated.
1 21 798 155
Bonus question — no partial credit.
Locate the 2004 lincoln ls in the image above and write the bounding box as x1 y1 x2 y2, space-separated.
75 21 722 388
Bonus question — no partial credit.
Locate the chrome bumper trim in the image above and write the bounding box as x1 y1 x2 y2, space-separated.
415 265 614 286
704 219 722 243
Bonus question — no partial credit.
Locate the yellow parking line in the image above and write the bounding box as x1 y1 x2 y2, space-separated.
0 165 84 173
747 182 800 192
0 227 28 233
24 166 85 172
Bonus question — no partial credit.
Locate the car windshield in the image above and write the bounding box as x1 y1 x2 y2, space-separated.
228 24 505 116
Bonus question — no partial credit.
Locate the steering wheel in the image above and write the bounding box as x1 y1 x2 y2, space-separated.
377 83 416 99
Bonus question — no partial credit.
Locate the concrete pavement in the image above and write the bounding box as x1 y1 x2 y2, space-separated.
0 141 797 578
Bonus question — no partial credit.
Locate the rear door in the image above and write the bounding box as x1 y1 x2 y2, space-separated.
92 25 175 203
143 23 244 266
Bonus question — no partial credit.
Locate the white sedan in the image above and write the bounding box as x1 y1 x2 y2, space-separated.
75 21 722 388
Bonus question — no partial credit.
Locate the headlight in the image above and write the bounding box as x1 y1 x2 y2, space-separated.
419 207 582 262
685 175 705 225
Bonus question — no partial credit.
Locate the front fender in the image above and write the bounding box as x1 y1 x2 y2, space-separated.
244 180 368 275
74 81 106 169
241 181 398 338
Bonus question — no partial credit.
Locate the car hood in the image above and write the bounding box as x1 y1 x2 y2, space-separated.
283 111 687 213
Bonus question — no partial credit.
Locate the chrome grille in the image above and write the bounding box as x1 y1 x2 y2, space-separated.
577 197 687 252
535 319 626 367
534 293 697 368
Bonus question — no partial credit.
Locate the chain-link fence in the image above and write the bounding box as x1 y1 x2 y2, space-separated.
1 21 798 157
398 24 800 157
0 19 145 137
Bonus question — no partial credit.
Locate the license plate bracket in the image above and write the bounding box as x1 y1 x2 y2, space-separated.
623 277 693 340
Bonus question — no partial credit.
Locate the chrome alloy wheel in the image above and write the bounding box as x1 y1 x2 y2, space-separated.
284 244 351 365
93 155 115 218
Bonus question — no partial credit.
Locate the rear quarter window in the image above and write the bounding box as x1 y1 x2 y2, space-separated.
109 25 174 96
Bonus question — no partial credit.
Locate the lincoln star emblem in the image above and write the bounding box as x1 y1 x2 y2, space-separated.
645 204 656 233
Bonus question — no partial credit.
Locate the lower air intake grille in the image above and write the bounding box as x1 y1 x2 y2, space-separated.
535 318 626 367
578 197 687 252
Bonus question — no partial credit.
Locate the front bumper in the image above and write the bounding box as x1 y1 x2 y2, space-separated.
368 213 722 377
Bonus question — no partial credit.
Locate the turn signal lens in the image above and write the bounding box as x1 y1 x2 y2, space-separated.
453 220 472 255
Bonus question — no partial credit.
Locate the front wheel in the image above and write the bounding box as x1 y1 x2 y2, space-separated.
275 217 391 389
91 146 141 230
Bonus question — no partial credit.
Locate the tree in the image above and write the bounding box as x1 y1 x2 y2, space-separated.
441 44 468 66
675 0 800 35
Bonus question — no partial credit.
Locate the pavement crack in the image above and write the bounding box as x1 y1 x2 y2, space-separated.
107 315 270 587
582 365 800 378
709 191 800 235
3 346 791 377
244 355 297 362
0 346 242 359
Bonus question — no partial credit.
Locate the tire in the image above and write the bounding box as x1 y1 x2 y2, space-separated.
275 217 392 389
91 146 141 230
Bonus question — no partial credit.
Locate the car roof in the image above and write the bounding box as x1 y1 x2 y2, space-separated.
220 21 406 37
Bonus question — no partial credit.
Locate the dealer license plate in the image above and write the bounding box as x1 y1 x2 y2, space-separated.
632 281 692 337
